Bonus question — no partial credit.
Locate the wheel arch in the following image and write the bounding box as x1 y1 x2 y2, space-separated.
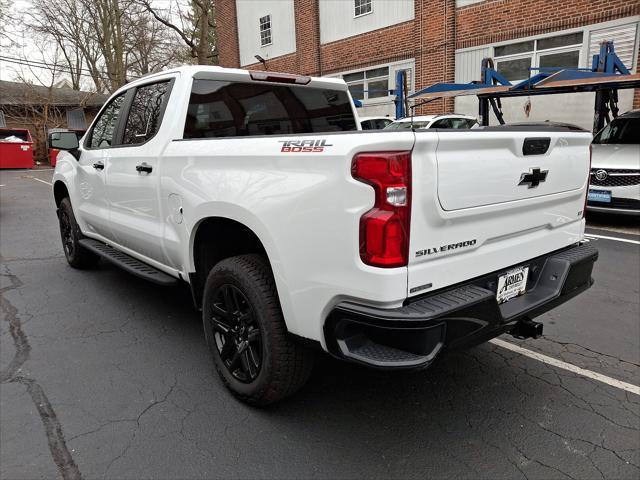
189 216 282 311
53 180 69 207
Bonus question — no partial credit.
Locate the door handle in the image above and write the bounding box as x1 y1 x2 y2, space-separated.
136 162 153 174
93 161 104 170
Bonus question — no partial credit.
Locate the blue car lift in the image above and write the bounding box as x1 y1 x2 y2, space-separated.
406 41 640 133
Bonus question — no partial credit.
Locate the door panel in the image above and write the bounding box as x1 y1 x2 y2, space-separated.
73 92 127 240
106 80 173 264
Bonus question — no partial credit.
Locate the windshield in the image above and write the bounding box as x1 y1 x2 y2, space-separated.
592 117 640 145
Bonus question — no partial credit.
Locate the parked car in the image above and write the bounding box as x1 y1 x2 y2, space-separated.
51 66 597 405
384 114 478 130
588 110 640 215
359 116 394 130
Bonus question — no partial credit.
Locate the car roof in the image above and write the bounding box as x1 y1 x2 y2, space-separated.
360 116 393 121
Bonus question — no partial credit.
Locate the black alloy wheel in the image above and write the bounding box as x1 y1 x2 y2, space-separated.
210 284 262 383
59 208 75 258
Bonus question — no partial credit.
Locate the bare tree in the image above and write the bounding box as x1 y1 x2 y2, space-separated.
137 0 217 65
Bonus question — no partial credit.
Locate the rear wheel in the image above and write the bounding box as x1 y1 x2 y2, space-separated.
58 198 99 269
202 254 314 406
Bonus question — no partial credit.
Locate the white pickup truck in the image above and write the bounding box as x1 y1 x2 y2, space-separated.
51 66 598 405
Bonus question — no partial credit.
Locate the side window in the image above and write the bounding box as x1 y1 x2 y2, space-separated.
122 82 170 145
430 119 450 129
87 93 126 149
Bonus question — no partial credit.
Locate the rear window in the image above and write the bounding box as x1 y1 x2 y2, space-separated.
184 79 357 138
592 117 640 145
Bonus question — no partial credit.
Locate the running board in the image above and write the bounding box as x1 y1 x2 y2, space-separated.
78 239 179 286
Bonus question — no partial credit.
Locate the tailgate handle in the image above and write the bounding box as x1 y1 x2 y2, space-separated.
523 137 550 156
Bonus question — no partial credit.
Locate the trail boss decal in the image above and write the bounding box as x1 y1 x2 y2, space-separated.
416 239 477 257
279 139 332 152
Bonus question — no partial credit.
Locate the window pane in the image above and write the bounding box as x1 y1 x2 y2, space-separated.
343 72 364 82
365 67 389 79
122 82 169 145
430 119 450 128
184 80 357 138
355 0 372 16
88 93 126 148
348 83 365 100
538 50 580 69
538 32 583 50
367 79 389 98
496 57 532 81
494 41 534 57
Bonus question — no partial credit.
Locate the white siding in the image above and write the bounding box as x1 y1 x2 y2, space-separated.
456 0 485 7
319 0 414 44
455 47 491 83
236 0 296 67
589 22 638 71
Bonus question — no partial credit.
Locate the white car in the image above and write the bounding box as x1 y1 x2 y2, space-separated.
359 116 394 130
51 66 597 405
384 114 478 130
588 110 640 215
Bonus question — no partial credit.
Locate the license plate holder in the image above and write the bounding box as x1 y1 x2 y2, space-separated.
496 266 529 304
588 189 611 203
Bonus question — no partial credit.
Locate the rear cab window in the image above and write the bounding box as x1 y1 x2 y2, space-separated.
183 79 357 138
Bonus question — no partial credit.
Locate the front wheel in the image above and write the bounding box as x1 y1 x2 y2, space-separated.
58 198 99 269
202 254 314 406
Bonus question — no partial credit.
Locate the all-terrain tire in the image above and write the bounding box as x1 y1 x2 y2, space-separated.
202 254 314 406
58 198 99 269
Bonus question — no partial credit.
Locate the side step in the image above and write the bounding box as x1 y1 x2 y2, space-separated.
78 239 179 286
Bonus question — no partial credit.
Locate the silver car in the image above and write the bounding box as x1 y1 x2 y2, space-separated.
588 110 640 215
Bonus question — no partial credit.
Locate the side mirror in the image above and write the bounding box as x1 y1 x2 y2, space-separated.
49 132 80 160
49 132 79 150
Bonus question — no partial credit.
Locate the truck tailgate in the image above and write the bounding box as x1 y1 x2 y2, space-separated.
407 128 592 298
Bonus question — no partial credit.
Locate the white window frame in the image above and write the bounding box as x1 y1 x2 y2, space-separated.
329 59 415 106
493 33 583 83
259 14 272 47
354 0 373 18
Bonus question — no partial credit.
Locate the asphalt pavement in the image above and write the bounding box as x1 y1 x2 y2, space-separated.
1 168 639 480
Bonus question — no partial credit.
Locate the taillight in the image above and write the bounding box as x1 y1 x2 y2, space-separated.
582 144 592 218
352 151 412 268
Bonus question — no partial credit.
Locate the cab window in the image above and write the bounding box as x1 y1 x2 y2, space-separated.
122 81 171 145
87 92 126 149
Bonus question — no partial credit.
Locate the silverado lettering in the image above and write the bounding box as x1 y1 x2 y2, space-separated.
415 239 477 257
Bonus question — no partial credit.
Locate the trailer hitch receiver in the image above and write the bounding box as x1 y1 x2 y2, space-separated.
510 318 543 339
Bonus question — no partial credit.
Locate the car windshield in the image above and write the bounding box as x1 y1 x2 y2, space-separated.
592 117 640 145
383 121 431 130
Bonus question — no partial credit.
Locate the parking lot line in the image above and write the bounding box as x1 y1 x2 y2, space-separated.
584 233 640 245
29 177 53 186
490 338 640 395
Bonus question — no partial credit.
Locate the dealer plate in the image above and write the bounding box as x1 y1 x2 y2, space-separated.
496 266 529 304
588 189 611 203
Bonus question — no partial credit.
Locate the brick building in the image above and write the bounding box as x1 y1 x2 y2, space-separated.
217 0 639 129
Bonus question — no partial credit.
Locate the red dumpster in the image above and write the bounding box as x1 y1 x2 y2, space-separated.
0 128 34 169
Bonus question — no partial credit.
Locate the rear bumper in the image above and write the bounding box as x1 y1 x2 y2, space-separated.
324 242 598 369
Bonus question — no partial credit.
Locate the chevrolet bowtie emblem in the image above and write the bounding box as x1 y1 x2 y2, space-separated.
518 167 548 188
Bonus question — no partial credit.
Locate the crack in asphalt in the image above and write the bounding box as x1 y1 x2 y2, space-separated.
1 269 83 480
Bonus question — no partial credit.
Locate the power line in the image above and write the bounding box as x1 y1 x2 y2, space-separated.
0 55 140 82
